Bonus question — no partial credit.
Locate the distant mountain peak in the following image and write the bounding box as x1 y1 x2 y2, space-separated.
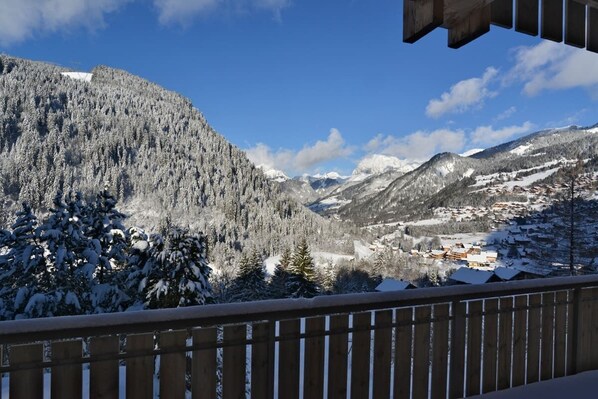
351 154 419 181
257 165 289 182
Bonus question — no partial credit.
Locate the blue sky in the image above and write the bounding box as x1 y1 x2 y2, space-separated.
2 0 598 176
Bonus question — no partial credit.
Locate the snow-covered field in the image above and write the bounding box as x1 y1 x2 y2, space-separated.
60 72 93 82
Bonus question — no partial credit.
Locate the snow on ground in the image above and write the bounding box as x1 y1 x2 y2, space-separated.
460 148 484 157
60 72 93 82
510 144 532 155
463 168 475 178
472 159 564 187
353 241 374 260
499 167 560 189
264 251 354 275
404 217 450 227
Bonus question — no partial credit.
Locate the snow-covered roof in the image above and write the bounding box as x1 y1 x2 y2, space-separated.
511 263 552 276
467 254 487 263
450 267 496 284
376 278 414 292
494 267 522 281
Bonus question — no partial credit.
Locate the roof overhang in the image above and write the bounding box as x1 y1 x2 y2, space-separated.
403 0 598 52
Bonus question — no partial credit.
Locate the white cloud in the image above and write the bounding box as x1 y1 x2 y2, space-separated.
507 41 598 96
368 129 467 162
425 67 499 118
494 106 517 121
154 0 290 25
244 128 354 174
0 0 129 46
470 121 534 146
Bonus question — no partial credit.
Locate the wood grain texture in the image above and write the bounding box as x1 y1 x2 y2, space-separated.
350 312 372 399
304 317 326 399
222 325 246 399
327 314 349 399
497 297 513 390
192 327 218 399
90 335 120 399
251 322 274 399
279 319 301 399
512 295 528 387
160 330 187 399
431 304 450 399
9 343 43 399
482 299 498 394
126 333 155 399
516 0 539 35
394 308 413 399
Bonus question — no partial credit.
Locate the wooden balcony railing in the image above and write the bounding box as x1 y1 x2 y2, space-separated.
2 274 598 398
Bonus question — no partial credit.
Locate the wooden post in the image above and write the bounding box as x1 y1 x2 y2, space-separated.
51 339 83 399
251 322 274 399
497 297 513 390
448 5 491 48
9 343 43 399
541 0 564 42
90 335 120 399
279 319 301 399
431 304 450 399
304 317 326 399
527 294 542 383
482 299 498 394
512 295 528 387
192 327 217 399
569 288 580 375
126 333 155 399
554 291 568 378
516 0 540 35
160 330 187 399
491 0 514 28
394 308 413 399
566 0 587 48
350 312 372 399
588 6 598 53
222 324 246 399
466 301 483 396
404 0 444 43
327 314 349 399
372 310 393 399
413 306 432 398
449 301 466 399
541 293 555 381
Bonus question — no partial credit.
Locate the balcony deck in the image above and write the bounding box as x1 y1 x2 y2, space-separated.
1 274 598 398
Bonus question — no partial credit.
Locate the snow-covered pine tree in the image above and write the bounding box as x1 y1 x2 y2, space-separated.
144 226 212 309
269 247 292 299
0 203 47 319
287 239 319 298
230 249 268 302
84 189 129 313
37 191 92 316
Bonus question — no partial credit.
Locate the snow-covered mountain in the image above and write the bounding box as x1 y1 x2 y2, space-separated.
0 55 345 262
350 154 419 182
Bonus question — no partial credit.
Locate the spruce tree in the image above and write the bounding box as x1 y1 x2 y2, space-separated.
231 249 268 302
287 239 318 298
269 247 292 299
144 226 212 309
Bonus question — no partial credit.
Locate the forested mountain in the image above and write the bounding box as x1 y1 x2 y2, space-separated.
0 55 347 263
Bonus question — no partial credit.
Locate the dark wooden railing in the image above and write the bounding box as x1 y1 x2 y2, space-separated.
2 274 598 398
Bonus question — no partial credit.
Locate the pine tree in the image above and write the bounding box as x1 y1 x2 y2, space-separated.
231 249 268 302
287 239 318 298
144 227 212 309
0 203 47 319
269 247 292 299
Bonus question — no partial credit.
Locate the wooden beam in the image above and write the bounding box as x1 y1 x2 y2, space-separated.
404 0 444 43
566 0 587 47
542 0 564 42
516 0 539 36
491 0 514 28
448 4 491 48
588 6 598 52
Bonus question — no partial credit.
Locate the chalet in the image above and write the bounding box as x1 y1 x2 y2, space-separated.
375 278 416 292
447 247 468 261
449 267 501 285
466 254 488 268
430 249 447 260
493 267 523 281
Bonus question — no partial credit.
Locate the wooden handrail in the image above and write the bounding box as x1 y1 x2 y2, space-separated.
2 274 598 344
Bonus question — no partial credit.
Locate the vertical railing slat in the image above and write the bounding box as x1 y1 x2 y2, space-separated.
466 301 483 396
51 339 82 399
576 288 593 372
350 312 372 399
512 295 528 387
222 324 246 399
541 292 555 381
327 314 349 399
516 0 540 35
449 302 466 399
372 310 392 399
541 0 564 42
9 343 43 399
160 330 187 399
90 335 119 399
482 299 498 394
565 0 587 48
394 308 413 399
251 322 274 399
527 294 542 383
279 319 300 399
431 303 450 399
497 297 513 390
413 306 431 399
192 327 217 399
304 316 326 399
554 291 568 378
126 333 155 399
588 287 598 369
491 0 514 28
